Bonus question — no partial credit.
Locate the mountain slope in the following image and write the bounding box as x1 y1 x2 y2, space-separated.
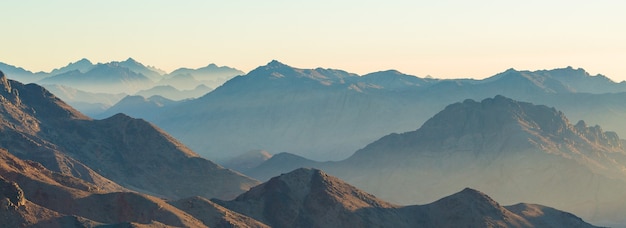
0 70 259 201
0 147 215 227
218 168 598 228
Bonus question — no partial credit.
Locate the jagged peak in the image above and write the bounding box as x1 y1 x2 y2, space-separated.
123 57 139 64
265 60 290 69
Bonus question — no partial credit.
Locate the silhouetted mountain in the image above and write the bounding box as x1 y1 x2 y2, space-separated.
216 168 598 228
49 58 95 75
135 84 212 101
151 61 423 161
0 71 259 201
360 69 438 91
96 95 179 120
114 57 164 81
168 63 244 89
243 152 323 181
157 73 206 90
0 62 48 83
221 150 273 173
42 84 127 116
39 63 154 93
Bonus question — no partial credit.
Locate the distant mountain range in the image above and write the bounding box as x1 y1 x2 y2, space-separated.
0 58 244 116
245 96 626 227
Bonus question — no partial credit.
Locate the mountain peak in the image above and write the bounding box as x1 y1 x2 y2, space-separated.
124 57 138 63
265 60 289 68
417 95 568 140
76 58 93 64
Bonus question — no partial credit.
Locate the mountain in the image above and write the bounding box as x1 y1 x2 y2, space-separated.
96 95 179 119
343 96 626 226
216 168 598 228
170 196 269 228
243 152 323 181
221 150 274 172
167 63 244 89
39 63 154 93
114 57 165 82
135 84 212 101
49 58 95 75
151 60 426 161
0 62 48 83
41 84 127 116
157 73 207 91
0 146 236 227
360 69 438 91
0 70 259 201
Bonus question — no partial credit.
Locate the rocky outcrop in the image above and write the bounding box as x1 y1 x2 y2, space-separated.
0 177 25 209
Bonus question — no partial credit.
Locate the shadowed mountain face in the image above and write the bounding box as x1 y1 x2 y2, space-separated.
247 96 626 227
216 168 598 228
0 71 259 201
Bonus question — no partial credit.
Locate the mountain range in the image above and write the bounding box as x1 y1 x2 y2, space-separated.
0 58 244 116
108 61 626 163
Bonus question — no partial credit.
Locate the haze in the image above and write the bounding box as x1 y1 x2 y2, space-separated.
2 0 625 81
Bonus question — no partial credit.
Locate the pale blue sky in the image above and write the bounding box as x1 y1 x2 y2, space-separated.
2 0 625 81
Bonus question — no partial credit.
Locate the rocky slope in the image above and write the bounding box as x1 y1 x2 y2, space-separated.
0 70 258 200
0 147 210 227
217 168 598 228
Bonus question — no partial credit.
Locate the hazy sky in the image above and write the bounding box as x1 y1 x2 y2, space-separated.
3 0 626 81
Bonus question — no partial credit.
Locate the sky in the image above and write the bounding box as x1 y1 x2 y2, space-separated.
2 0 626 81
